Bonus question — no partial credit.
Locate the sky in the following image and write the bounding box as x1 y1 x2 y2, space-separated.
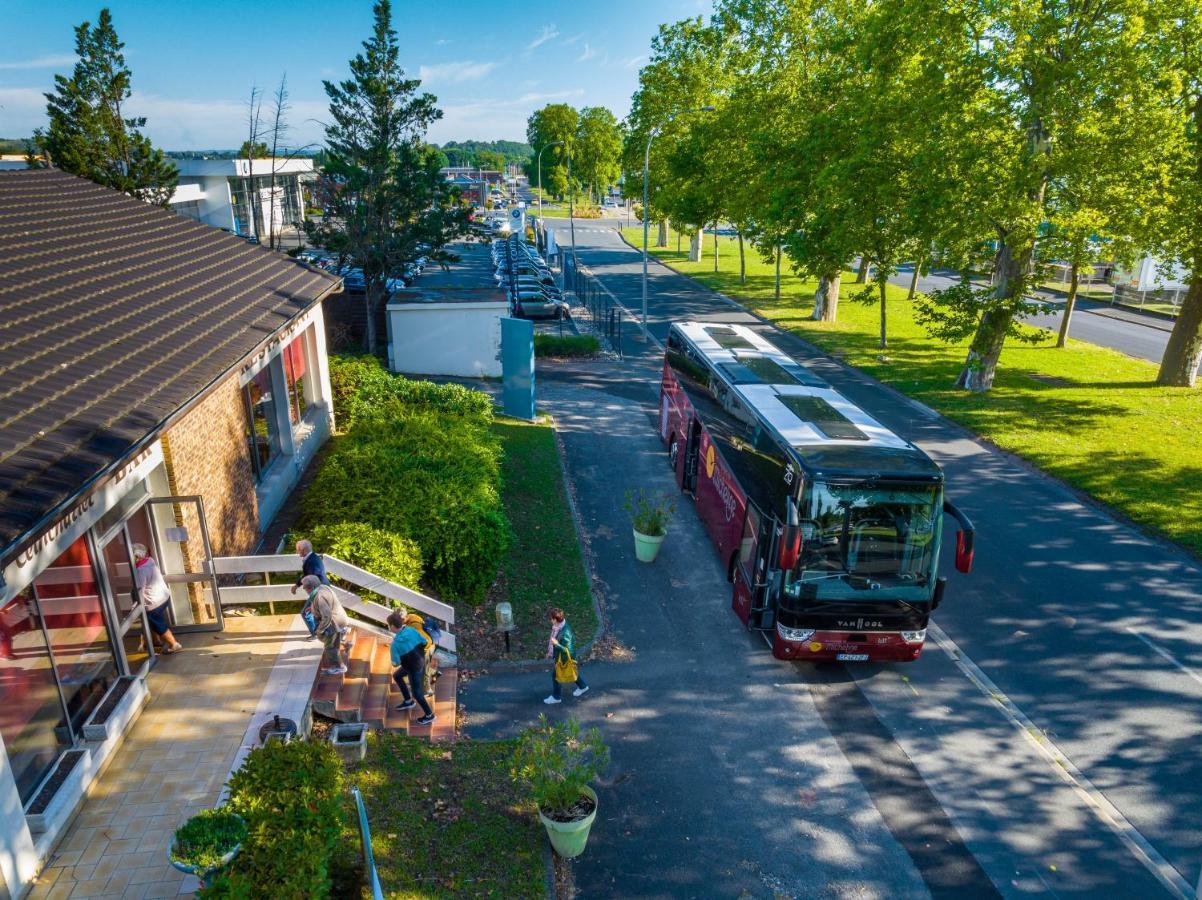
0 0 712 151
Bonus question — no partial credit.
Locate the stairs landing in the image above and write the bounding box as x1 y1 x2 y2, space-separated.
311 623 456 742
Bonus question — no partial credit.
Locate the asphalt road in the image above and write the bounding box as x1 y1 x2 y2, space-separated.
540 217 1202 897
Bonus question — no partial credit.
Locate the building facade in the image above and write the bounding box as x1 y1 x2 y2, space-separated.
0 169 340 896
169 157 313 238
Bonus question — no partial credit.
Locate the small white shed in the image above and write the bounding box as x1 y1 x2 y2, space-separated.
386 289 508 377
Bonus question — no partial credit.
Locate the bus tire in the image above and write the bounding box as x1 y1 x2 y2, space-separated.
727 552 739 584
668 435 679 468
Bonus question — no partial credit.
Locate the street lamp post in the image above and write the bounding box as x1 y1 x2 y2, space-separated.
567 147 576 268
536 140 563 221
642 106 715 340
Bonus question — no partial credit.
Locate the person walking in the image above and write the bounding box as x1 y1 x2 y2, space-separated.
387 610 436 726
304 575 349 676
132 543 183 654
544 607 588 704
404 612 437 699
290 539 329 639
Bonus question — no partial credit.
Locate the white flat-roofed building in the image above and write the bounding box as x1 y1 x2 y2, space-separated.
168 157 314 238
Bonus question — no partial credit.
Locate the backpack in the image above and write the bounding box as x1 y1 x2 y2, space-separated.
423 616 443 647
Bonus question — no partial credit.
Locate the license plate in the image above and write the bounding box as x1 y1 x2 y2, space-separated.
836 653 870 662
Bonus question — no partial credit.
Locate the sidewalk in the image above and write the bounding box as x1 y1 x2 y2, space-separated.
30 615 310 899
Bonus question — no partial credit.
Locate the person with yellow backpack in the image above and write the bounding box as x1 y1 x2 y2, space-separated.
404 612 437 699
544 607 588 704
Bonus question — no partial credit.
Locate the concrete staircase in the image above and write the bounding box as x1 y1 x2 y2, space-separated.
311 623 456 742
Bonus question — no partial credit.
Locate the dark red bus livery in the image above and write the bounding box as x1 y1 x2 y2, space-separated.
660 322 974 663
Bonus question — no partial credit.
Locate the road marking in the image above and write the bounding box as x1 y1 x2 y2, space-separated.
928 621 1194 899
1126 627 1202 689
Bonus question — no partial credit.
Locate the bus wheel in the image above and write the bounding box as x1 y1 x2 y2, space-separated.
727 552 739 584
669 436 679 468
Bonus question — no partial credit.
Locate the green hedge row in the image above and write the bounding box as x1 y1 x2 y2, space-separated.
202 741 346 898
302 356 510 605
534 334 601 358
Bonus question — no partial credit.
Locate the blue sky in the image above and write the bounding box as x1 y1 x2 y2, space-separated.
0 0 710 150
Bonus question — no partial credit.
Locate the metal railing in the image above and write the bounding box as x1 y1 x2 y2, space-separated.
352 786 385 900
206 554 456 653
562 258 625 359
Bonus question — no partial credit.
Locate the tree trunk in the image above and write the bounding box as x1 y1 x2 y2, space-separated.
738 233 745 284
955 241 1026 391
713 227 719 272
657 218 668 248
1157 269 1202 386
774 245 781 301
878 278 888 349
855 257 870 284
363 288 379 355
907 262 921 302
812 270 842 321
688 231 701 262
1055 261 1080 348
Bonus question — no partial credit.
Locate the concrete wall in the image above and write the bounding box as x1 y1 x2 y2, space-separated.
386 301 507 377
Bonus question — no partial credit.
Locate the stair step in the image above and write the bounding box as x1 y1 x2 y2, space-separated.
369 640 392 682
347 636 373 679
336 677 367 713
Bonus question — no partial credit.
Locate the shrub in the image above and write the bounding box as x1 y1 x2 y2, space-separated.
534 334 601 358
170 809 246 872
510 715 609 819
302 406 510 604
202 740 345 899
624 489 676 537
329 354 493 431
308 522 423 594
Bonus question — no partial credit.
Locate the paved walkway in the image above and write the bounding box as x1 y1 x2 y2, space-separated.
29 614 307 899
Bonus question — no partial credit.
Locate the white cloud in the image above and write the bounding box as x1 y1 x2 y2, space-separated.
427 89 585 144
0 54 77 71
563 33 585 46
418 60 498 85
577 43 599 62
526 25 559 50
624 55 645 69
435 38 453 46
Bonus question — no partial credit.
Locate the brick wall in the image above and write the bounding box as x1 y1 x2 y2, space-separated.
161 372 260 557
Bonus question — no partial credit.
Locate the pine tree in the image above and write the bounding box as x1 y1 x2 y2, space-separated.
35 8 177 206
305 0 470 354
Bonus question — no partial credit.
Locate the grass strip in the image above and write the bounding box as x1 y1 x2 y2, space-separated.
621 226 1202 557
535 334 601 358
350 734 545 899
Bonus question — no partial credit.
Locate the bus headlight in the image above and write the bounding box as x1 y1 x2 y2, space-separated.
777 624 815 643
900 629 927 643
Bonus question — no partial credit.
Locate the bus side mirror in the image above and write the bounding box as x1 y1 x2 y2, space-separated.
943 500 975 574
778 497 801 570
932 576 947 610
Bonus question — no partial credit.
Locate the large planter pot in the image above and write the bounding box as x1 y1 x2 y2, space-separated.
168 814 245 887
538 786 598 858
632 528 666 563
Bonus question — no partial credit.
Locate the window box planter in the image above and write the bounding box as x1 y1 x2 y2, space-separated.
25 748 92 834
330 722 368 763
83 675 145 742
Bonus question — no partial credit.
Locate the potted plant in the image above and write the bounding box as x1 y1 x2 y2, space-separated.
167 808 247 887
511 715 610 858
624 489 676 563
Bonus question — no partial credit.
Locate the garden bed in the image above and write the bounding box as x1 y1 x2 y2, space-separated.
456 416 595 660
349 733 545 898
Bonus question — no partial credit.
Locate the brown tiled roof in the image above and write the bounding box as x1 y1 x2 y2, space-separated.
0 168 340 557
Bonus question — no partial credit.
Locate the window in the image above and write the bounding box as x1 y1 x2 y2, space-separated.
0 587 71 804
284 329 311 425
243 366 283 479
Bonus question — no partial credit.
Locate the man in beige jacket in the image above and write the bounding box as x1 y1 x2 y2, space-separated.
303 574 350 675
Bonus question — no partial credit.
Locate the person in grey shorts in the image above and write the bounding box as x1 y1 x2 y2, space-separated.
132 543 182 654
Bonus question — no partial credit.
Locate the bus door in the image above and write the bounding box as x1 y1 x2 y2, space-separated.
683 419 703 494
734 503 776 631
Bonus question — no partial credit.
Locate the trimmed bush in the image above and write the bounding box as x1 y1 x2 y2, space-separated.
330 354 493 431
308 522 423 592
534 334 601 358
302 402 510 605
201 740 345 899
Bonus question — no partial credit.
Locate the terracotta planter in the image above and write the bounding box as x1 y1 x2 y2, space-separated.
538 786 598 858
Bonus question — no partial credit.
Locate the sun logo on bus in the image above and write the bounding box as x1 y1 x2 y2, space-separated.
705 444 716 479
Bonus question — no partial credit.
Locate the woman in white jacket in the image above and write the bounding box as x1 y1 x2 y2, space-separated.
132 543 183 654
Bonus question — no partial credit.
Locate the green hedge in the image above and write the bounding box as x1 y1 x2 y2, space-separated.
534 334 601 358
201 740 345 898
304 356 511 605
308 522 423 593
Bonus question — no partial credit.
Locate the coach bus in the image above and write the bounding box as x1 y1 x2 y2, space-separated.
660 321 974 662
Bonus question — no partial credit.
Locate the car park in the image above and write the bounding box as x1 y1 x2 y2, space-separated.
492 233 570 320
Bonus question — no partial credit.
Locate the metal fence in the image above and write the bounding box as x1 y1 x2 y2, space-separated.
1112 283 1185 314
352 785 385 900
563 256 624 358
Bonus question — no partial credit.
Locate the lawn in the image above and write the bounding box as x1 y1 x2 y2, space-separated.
456 416 595 660
621 226 1202 557
351 733 546 899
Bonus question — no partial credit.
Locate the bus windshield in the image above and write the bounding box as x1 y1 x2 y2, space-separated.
791 481 941 588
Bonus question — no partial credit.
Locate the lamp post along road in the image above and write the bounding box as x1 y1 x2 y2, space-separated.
536 140 563 221
642 106 715 340
568 148 576 269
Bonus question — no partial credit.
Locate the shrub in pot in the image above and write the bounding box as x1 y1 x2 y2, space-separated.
511 714 610 858
624 489 676 563
168 809 247 886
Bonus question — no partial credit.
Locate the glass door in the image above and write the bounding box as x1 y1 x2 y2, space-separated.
97 520 153 675
144 496 224 633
